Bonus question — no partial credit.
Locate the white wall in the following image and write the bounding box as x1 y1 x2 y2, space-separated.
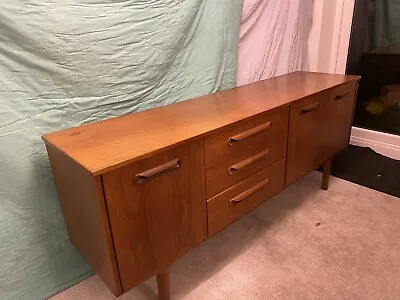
308 0 324 72
308 0 355 74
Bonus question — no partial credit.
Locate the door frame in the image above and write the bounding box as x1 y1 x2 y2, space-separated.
330 0 400 159
308 0 355 74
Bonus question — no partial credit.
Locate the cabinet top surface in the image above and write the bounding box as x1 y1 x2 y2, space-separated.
43 72 359 175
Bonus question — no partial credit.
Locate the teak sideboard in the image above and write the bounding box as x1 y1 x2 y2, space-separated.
43 72 360 299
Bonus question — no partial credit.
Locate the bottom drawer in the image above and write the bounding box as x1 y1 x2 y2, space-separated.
207 159 285 236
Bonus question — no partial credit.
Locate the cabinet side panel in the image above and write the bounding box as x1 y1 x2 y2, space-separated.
45 143 122 296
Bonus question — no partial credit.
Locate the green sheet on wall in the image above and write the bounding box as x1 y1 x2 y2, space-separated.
0 1 243 299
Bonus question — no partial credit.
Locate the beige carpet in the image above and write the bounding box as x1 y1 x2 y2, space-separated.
49 172 400 300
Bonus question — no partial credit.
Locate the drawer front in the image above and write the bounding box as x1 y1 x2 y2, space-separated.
102 140 206 290
204 107 289 198
207 159 285 236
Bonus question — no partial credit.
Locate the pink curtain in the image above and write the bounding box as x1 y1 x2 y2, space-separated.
237 0 314 86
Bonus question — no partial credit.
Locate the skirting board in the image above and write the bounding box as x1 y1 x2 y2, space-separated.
350 127 400 160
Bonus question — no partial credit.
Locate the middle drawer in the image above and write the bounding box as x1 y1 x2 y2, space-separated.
204 107 289 198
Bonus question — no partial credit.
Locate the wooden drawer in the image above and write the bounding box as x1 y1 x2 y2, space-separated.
204 107 289 198
207 159 285 236
102 140 207 291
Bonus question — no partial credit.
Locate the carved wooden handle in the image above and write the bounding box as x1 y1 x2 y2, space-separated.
300 102 320 114
335 93 349 100
228 121 272 146
228 149 270 175
230 177 270 205
135 158 180 183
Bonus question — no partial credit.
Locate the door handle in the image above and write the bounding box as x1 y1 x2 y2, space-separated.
229 178 270 205
228 121 272 146
335 93 349 100
135 158 180 183
300 102 320 114
228 149 270 175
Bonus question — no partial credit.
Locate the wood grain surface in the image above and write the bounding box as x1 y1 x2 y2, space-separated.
286 81 358 185
45 143 122 295
204 107 288 198
101 139 207 291
42 72 360 175
326 81 359 153
207 159 286 236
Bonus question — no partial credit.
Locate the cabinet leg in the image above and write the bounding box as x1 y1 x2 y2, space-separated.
321 159 332 190
156 268 170 300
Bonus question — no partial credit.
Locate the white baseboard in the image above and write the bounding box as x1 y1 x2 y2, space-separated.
350 127 400 160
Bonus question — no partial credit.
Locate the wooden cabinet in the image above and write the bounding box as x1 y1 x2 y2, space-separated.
43 72 360 299
102 140 206 291
286 82 358 185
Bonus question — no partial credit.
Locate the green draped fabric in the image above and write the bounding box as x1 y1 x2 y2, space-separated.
0 1 243 299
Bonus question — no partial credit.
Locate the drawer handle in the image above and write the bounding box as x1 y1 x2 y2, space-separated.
230 177 270 205
228 149 270 175
300 102 320 114
135 158 180 183
227 121 272 146
335 93 349 100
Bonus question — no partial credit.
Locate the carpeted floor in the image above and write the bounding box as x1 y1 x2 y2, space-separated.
49 172 400 300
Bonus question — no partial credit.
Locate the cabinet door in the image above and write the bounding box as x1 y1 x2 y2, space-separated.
102 139 206 290
286 92 328 185
325 81 358 153
286 82 357 185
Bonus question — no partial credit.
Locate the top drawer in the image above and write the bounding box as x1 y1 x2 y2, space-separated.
204 107 289 198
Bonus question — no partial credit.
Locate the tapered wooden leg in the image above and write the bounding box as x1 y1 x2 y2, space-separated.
321 159 332 190
156 269 170 300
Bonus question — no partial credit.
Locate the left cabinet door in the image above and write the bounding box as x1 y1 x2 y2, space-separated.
102 139 206 291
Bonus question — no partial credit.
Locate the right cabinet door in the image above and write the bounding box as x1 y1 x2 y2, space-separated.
286 82 358 185
325 81 358 153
